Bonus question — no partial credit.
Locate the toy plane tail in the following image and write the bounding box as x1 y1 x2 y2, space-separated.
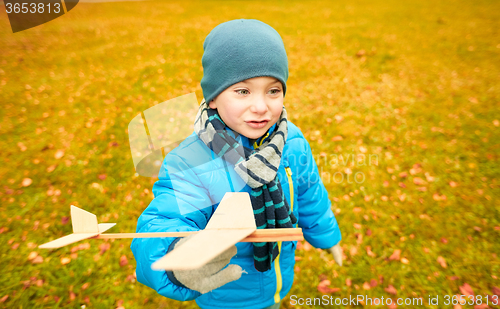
71 205 99 233
39 206 115 249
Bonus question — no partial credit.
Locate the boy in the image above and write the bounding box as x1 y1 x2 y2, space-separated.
131 19 342 309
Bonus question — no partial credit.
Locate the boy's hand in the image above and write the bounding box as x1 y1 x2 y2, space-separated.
169 236 244 294
329 243 343 266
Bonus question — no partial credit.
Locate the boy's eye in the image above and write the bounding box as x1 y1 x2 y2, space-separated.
235 89 249 95
268 88 282 95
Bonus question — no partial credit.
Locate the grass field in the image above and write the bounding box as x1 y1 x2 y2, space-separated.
1 0 499 308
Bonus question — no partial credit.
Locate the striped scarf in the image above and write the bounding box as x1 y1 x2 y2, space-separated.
194 99 297 272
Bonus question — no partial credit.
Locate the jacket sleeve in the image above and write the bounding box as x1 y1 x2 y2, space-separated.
295 139 342 249
131 152 214 301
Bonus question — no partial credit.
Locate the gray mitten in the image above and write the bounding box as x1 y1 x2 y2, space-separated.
168 235 244 294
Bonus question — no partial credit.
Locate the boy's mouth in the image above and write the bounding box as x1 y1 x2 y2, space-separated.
246 120 269 129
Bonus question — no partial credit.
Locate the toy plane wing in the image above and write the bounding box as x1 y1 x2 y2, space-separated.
152 192 257 270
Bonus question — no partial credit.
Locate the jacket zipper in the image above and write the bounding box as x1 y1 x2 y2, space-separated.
253 132 270 149
274 166 294 303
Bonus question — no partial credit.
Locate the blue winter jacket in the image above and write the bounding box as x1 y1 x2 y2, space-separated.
131 120 342 309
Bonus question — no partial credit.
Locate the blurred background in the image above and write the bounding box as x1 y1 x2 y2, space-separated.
0 0 499 308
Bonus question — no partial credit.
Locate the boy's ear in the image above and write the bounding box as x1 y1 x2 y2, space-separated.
208 100 217 109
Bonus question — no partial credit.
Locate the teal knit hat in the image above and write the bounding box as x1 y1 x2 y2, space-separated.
201 19 289 104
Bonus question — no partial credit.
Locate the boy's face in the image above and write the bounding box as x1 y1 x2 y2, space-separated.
208 76 284 140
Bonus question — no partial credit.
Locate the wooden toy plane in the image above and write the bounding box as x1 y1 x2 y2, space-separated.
40 192 303 270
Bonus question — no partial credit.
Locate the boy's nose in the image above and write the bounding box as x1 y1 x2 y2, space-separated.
249 96 268 114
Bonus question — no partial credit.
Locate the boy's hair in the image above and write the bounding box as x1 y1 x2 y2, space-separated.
201 19 289 104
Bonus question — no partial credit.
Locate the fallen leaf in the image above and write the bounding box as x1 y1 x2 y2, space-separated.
362 281 371 290
400 257 410 264
449 181 458 187
32 256 44 264
125 274 136 283
81 283 90 290
353 223 362 229
0 295 8 303
448 276 459 281
359 146 367 153
17 142 27 151
47 165 57 173
385 285 397 295
370 279 378 287
441 237 448 244
69 291 76 301
459 283 474 297
437 256 447 268
55 150 65 159
350 246 358 256
98 174 107 180
356 233 363 244
332 135 343 141
424 172 435 182
345 278 352 286
366 246 376 257
389 249 401 261
119 255 128 267
28 251 38 260
492 286 500 296
356 49 366 57
388 300 398 309
413 177 427 185
99 242 111 255
22 178 32 187
61 216 69 225
61 257 71 265
453 304 463 309
70 242 90 253
317 280 340 294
